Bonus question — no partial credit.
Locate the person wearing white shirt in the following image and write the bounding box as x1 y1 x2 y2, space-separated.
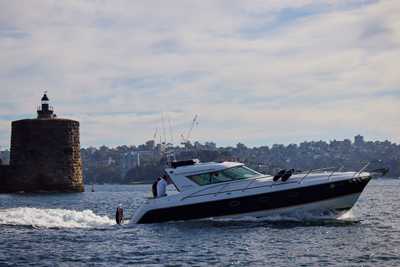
157 175 169 198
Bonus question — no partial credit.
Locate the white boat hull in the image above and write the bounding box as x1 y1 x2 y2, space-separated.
132 174 371 224
218 193 361 220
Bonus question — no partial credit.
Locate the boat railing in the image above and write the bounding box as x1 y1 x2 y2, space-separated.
328 165 344 181
298 161 372 183
181 166 337 201
352 161 370 178
297 167 336 184
180 163 371 201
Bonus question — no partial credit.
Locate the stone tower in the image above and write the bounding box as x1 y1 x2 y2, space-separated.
7 93 84 192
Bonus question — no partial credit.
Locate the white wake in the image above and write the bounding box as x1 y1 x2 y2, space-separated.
257 210 356 222
0 207 115 229
214 210 356 223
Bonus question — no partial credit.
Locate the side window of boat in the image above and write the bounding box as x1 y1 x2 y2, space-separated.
188 173 213 186
210 171 231 183
222 166 260 180
188 171 233 186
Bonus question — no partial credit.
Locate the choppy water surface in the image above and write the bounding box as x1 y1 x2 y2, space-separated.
1 179 400 266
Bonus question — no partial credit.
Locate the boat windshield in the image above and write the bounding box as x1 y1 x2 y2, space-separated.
187 166 261 186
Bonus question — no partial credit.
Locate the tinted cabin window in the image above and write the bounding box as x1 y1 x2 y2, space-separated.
223 166 260 179
187 166 260 186
189 173 213 186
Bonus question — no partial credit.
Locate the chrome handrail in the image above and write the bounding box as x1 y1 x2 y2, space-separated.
353 162 370 178
328 165 344 181
298 170 312 184
298 167 335 184
183 166 334 200
179 163 373 201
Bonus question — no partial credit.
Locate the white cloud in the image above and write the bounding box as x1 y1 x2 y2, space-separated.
0 0 399 148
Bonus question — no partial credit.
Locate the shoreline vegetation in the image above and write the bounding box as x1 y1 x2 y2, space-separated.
1 135 399 184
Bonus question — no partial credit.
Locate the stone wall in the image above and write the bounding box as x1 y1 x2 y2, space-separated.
0 165 13 193
7 118 84 192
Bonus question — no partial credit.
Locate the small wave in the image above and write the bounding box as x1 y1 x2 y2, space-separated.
213 210 357 224
264 210 356 222
337 210 355 220
0 207 115 229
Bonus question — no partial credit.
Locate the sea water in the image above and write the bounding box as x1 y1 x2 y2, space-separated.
1 179 400 266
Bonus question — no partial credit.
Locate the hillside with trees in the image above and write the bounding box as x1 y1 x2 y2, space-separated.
1 135 398 184
74 135 400 184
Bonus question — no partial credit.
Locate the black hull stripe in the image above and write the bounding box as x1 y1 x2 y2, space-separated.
137 177 371 224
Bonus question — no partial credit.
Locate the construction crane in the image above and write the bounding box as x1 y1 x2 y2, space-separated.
153 128 158 141
181 114 198 145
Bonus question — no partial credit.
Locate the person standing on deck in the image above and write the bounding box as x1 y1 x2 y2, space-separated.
152 176 161 198
157 174 170 198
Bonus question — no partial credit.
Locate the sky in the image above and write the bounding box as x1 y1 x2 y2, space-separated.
0 0 399 148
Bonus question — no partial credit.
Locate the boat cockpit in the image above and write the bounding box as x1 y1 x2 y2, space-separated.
164 160 266 192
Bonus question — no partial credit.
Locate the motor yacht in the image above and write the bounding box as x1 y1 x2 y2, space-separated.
131 159 377 224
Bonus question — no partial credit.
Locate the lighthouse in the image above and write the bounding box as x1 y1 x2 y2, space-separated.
0 92 85 192
37 92 56 119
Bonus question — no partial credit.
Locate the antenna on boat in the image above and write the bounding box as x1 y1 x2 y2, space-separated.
153 127 158 142
155 112 177 166
161 112 167 146
168 114 174 145
180 114 199 148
